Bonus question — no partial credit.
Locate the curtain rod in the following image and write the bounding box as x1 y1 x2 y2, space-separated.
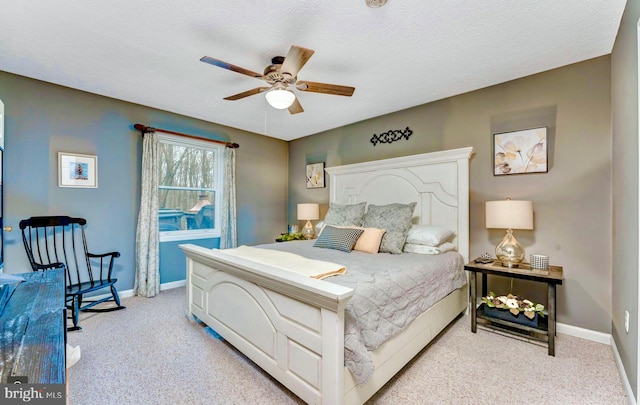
133 123 239 149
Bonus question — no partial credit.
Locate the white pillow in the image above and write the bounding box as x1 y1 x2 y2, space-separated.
403 242 457 255
405 225 455 247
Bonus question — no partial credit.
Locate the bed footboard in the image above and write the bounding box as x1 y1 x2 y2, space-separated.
180 244 354 405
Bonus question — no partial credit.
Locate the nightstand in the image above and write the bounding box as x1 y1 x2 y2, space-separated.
464 260 563 356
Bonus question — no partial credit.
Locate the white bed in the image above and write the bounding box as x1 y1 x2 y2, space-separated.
180 146 473 405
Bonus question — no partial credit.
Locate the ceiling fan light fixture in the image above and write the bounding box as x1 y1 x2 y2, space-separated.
201 45 354 114
265 85 296 109
365 0 387 8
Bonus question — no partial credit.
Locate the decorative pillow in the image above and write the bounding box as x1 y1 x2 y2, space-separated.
403 242 457 255
323 202 366 227
363 202 417 254
335 226 386 254
313 226 364 252
405 225 455 247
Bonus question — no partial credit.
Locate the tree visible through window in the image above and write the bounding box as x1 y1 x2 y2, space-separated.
157 134 222 240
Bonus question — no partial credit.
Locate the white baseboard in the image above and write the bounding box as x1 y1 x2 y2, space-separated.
93 279 186 300
159 279 187 291
610 337 637 405
557 322 635 404
557 322 611 344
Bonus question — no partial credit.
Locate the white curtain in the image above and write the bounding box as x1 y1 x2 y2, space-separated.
219 147 237 249
134 130 160 297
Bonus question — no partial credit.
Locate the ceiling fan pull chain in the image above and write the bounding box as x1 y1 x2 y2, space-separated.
264 99 268 135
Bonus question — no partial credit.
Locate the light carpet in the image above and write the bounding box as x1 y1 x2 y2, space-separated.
67 287 628 405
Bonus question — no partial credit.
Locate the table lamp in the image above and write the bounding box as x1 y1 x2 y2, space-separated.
485 198 533 268
297 203 320 240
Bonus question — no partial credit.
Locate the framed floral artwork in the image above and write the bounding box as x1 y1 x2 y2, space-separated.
493 127 548 175
306 162 325 188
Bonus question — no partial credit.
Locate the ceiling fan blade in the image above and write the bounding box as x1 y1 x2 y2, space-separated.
280 46 315 78
296 81 355 97
288 97 304 114
200 56 263 79
224 87 270 101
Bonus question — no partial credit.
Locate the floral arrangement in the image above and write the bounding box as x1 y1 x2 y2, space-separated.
482 292 545 320
276 233 305 242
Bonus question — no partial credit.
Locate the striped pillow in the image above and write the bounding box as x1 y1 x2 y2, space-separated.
313 226 364 252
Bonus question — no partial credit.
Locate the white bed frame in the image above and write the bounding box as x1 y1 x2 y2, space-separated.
180 146 473 405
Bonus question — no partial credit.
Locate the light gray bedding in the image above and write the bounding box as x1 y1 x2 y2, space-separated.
257 240 467 384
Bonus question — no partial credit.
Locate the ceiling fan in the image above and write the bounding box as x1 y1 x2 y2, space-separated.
200 45 355 114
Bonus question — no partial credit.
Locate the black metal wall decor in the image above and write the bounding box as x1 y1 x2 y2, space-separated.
370 127 413 146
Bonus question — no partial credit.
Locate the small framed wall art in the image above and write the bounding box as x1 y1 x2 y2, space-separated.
306 162 325 189
493 127 548 175
58 152 98 188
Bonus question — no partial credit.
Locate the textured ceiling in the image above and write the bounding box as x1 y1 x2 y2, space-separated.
0 1 626 141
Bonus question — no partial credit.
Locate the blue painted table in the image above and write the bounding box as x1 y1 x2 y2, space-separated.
0 269 66 384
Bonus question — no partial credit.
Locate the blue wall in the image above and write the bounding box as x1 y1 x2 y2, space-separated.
160 239 219 283
0 71 289 292
3 77 143 289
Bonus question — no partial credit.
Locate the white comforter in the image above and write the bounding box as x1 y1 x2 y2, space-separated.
258 240 467 384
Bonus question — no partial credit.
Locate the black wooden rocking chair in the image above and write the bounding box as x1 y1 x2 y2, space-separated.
19 216 125 331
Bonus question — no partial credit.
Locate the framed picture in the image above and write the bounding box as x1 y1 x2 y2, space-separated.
306 162 325 189
58 152 98 188
493 127 548 175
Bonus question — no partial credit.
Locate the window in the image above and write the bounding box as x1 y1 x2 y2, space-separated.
157 133 223 242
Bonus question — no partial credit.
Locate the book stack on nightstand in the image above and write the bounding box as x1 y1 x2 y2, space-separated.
464 259 563 356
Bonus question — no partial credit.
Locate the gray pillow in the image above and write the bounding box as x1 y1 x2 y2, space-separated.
313 226 364 252
363 202 417 254
323 202 366 227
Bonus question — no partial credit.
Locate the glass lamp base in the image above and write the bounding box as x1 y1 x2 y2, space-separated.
302 220 315 240
495 229 525 268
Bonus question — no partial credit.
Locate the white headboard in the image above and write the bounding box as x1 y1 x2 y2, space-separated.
324 147 474 263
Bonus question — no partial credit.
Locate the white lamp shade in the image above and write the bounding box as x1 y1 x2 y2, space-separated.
265 89 295 109
297 203 320 221
485 200 533 230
